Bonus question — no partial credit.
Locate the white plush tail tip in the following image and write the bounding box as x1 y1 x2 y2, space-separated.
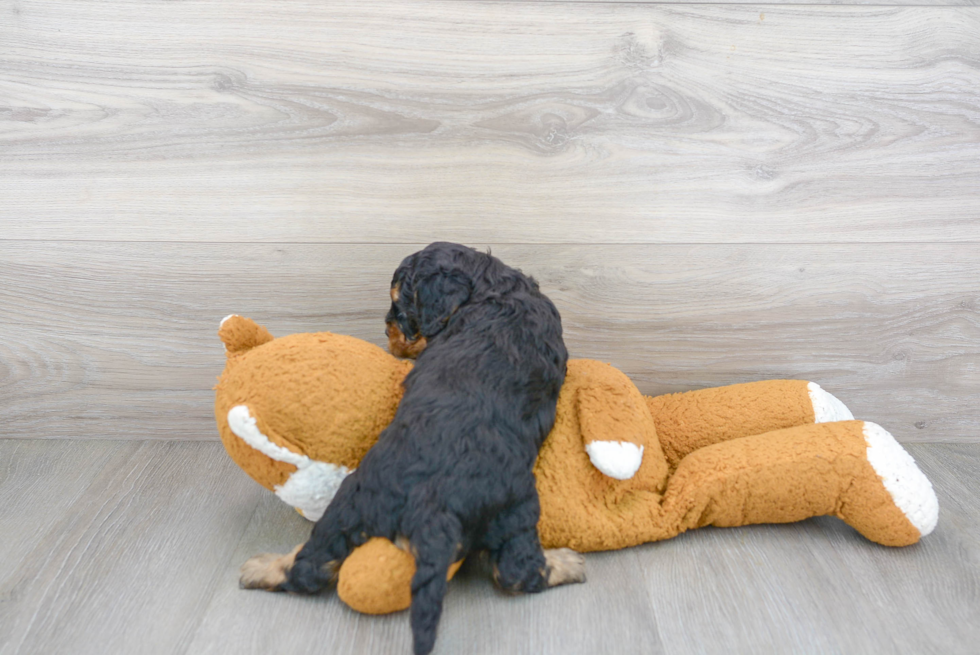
863 422 939 537
808 382 855 422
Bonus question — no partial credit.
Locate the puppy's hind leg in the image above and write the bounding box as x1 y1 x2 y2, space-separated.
486 495 586 594
239 543 304 591
408 513 463 655
240 482 362 594
283 490 369 594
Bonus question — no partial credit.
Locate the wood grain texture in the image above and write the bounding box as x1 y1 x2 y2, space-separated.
2 0 976 651
644 442 980 655
183 492 404 655
0 440 262 655
2 2 979 243
186 493 665 655
433 549 664 655
1 440 977 655
543 0 980 4
0 440 130 593
1 242 976 442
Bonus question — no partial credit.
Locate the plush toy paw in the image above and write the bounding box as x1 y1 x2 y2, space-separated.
862 422 938 538
808 382 854 422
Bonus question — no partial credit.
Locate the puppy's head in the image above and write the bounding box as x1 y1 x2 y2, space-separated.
386 242 476 358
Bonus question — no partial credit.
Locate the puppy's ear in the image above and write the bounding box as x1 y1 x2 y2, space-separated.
413 269 471 338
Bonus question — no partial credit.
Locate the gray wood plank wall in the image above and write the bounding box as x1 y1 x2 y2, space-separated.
1 0 978 443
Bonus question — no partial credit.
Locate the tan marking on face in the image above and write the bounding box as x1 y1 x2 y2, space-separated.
239 543 303 591
386 322 428 359
390 283 400 303
544 548 586 587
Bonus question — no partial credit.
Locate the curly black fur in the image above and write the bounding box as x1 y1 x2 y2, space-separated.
281 243 570 655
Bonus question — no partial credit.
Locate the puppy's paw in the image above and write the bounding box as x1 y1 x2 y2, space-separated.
544 548 586 587
239 544 302 591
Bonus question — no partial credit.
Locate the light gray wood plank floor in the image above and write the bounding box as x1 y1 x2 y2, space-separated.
0 439 976 655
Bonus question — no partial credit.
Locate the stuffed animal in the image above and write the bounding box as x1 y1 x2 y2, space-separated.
215 315 938 615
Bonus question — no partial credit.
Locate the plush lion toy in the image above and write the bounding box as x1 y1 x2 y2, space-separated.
215 316 938 615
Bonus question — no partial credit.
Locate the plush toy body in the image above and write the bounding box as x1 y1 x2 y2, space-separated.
215 316 938 615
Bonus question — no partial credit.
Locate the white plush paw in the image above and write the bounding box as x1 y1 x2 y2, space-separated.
863 422 939 537
808 382 854 422
585 441 644 480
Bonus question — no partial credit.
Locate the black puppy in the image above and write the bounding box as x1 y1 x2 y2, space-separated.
240 243 583 655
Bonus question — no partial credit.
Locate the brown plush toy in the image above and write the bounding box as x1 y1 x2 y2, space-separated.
215 315 938 615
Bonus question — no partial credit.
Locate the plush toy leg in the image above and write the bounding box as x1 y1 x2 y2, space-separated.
646 380 853 467
660 420 937 547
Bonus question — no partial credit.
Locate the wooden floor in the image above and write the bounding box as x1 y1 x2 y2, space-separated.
0 439 976 655
2 0 979 653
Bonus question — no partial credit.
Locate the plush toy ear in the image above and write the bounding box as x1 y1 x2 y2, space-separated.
219 314 274 355
412 269 471 339
576 382 648 480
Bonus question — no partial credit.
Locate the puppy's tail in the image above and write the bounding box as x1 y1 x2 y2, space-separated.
218 315 274 355
410 513 463 655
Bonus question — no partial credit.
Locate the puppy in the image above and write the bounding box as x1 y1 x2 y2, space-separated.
240 242 583 655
